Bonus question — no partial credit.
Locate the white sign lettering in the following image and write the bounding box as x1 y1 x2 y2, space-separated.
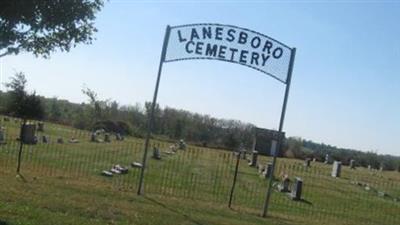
165 24 293 83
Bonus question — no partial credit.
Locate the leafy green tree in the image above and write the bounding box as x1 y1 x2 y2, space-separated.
47 98 62 122
0 0 104 58
5 72 44 120
5 72 44 174
82 86 102 123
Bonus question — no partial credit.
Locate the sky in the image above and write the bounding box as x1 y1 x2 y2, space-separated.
1 1 399 156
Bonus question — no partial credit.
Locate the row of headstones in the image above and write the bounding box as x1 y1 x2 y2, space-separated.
350 180 400 202
245 150 303 200
90 132 124 143
0 122 74 145
152 140 187 160
19 123 81 144
102 161 146 177
324 154 388 171
247 150 399 176
0 119 126 145
19 135 74 144
19 123 44 144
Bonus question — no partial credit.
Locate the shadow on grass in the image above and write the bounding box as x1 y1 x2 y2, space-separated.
0 220 9 225
298 199 313 205
16 173 27 183
228 207 297 225
144 197 206 225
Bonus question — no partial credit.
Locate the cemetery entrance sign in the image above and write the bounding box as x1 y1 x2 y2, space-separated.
165 24 292 83
137 23 296 217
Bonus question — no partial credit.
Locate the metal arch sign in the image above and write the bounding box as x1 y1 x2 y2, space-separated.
165 23 293 84
138 23 296 218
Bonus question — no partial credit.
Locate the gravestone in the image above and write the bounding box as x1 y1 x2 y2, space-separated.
104 133 111 143
169 144 177 152
248 150 258 167
258 164 265 174
110 168 121 174
101 170 113 177
57 137 64 144
179 139 186 150
241 150 247 160
42 135 48 143
69 137 79 143
131 162 143 168
304 158 311 167
37 122 44 132
22 123 37 144
290 177 303 200
270 140 278 157
0 128 5 144
90 132 97 142
349 159 356 169
116 133 122 141
114 164 128 174
312 158 316 162
153 147 161 160
367 165 371 170
379 163 384 172
262 163 273 179
331 161 342 177
164 151 175 155
324 154 330 164
378 191 387 198
278 176 290 192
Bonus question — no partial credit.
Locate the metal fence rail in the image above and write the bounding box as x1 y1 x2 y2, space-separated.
0 116 399 225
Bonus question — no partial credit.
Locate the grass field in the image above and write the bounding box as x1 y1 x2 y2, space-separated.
0 116 399 225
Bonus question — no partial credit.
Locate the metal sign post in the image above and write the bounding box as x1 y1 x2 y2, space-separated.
137 25 171 195
262 48 296 217
228 151 241 208
137 25 296 213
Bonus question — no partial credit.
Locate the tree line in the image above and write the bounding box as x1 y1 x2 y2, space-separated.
0 73 399 171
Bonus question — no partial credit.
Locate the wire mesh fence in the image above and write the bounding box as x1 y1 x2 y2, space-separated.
0 116 399 225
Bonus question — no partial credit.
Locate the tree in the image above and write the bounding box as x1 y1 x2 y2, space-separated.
48 98 62 122
5 72 44 174
82 86 102 122
5 72 44 120
0 0 104 58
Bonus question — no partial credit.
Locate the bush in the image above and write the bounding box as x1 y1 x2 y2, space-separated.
93 120 133 135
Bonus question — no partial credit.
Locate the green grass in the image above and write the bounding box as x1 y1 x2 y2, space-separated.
0 116 399 225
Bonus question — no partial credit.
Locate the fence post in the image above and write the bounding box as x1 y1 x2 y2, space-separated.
228 151 241 208
137 25 171 195
262 48 296 217
16 119 26 174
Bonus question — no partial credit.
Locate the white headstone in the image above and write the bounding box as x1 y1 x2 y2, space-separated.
325 154 330 164
270 140 278 157
349 159 356 169
248 151 258 167
332 161 342 177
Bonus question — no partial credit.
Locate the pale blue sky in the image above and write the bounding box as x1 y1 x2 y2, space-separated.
1 1 399 155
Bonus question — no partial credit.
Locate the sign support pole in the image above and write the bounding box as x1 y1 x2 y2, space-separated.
228 151 241 208
137 25 171 195
262 48 296 217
